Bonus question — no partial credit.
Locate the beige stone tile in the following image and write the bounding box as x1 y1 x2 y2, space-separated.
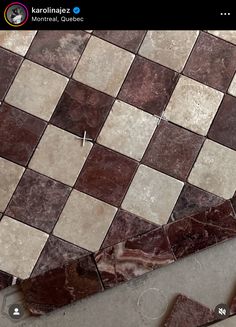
97 100 157 160
0 31 37 56
0 216 48 279
122 165 183 225
54 190 117 251
0 157 24 212
208 30 236 45
228 73 236 97
5 60 68 121
188 139 236 199
164 76 223 136
73 36 134 96
29 125 92 186
139 31 199 72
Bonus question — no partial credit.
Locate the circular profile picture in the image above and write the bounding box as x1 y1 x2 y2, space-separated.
4 2 29 27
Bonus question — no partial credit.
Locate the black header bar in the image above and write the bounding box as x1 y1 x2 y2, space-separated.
0 1 235 30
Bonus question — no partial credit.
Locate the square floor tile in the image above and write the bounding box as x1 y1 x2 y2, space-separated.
164 76 223 136
73 36 134 97
31 235 90 277
0 48 22 101
5 60 68 121
0 157 24 212
122 165 183 224
188 139 236 199
139 30 199 72
101 209 156 248
93 30 146 52
6 170 71 233
27 31 90 76
118 56 178 115
208 95 236 151
228 73 236 97
97 100 157 160
51 80 114 139
184 32 236 92
142 120 204 180
0 216 48 279
0 31 37 56
207 31 236 45
53 190 117 252
171 184 224 221
0 103 46 165
29 125 92 186
75 144 138 206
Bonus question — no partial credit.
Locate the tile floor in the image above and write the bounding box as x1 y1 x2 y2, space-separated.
0 30 236 320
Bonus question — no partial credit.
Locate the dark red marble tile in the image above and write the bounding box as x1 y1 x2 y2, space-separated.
142 120 204 181
184 32 236 92
27 31 90 76
50 80 114 139
21 255 103 315
75 144 138 206
93 30 146 52
0 103 46 166
230 286 236 314
31 235 90 277
170 184 224 221
163 294 215 327
101 209 157 249
95 227 175 288
0 47 22 100
6 170 71 233
230 299 236 314
165 201 236 259
118 56 178 116
231 193 236 214
208 95 236 151
0 270 13 291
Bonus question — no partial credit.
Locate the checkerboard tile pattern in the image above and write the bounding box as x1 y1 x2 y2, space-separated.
0 30 236 284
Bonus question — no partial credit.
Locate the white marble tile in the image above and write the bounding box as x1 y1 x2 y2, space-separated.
164 76 223 135
54 190 117 251
122 165 183 224
0 216 48 279
98 100 157 160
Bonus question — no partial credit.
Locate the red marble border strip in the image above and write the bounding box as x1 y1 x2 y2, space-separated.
95 200 236 289
95 226 175 289
20 255 103 315
165 201 236 259
9 197 235 316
